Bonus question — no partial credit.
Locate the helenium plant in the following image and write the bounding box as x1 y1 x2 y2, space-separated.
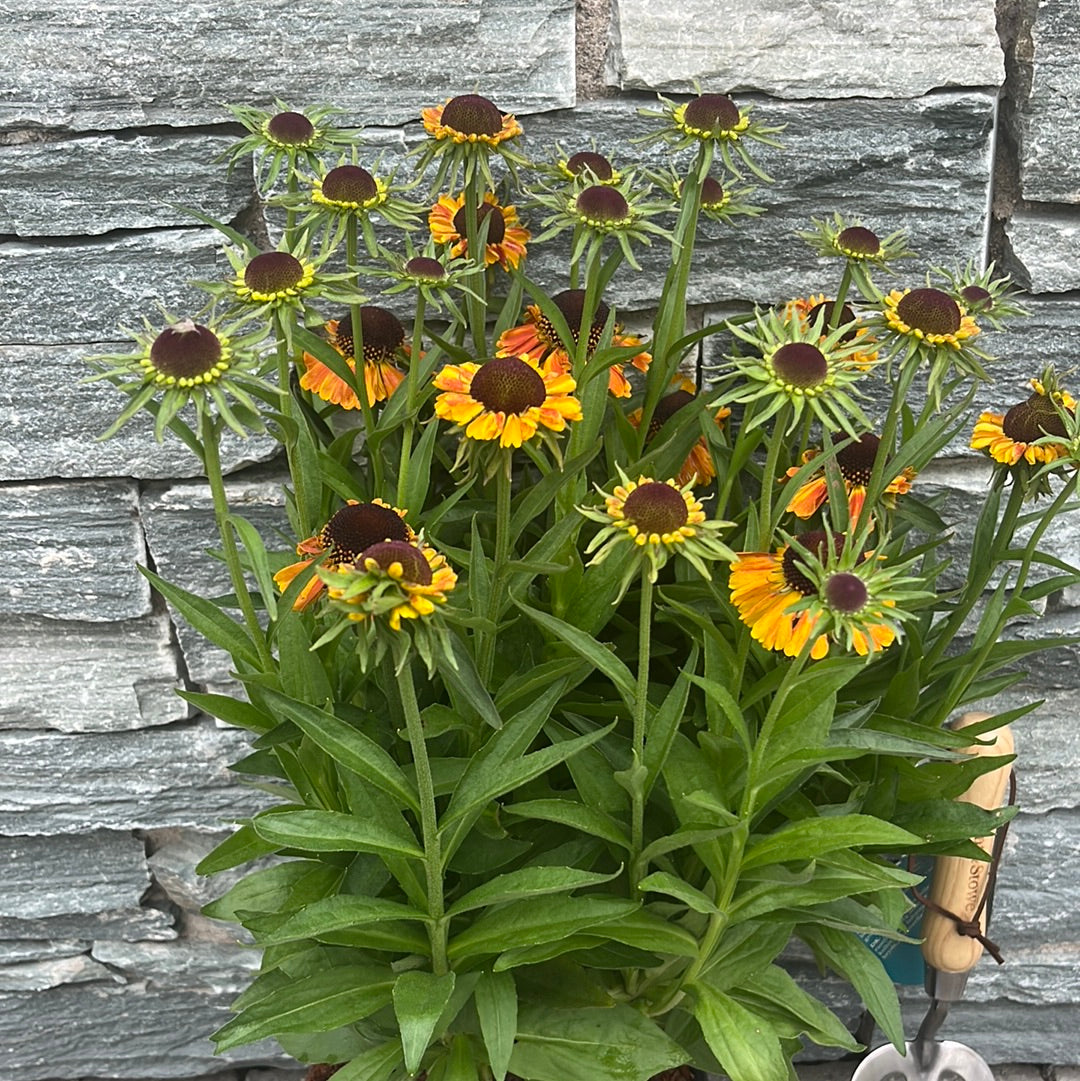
87 90 1072 1081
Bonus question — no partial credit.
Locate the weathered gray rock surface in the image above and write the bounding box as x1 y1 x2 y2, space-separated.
1006 208 1080 293
0 480 150 621
0 614 184 731
0 134 253 236
608 0 1003 98
0 0 574 132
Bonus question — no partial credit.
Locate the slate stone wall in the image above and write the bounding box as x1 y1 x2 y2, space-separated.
1 0 1076 1075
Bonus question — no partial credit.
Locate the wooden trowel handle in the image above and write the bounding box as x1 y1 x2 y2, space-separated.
921 711 1014 974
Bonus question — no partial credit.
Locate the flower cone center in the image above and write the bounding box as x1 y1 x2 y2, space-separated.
360 540 433 585
566 151 613 181
1002 395 1068 443
471 357 547 414
684 93 739 132
824 571 868 613
782 530 843 595
244 252 305 294
536 289 609 351
266 111 315 146
334 307 406 362
773 342 828 388
405 256 445 281
896 288 961 336
322 503 410 564
441 94 503 136
453 202 506 245
623 482 688 535
150 321 223 378
805 299 857 342
648 389 695 439
322 165 377 203
961 285 992 309
837 226 881 257
577 185 630 223
835 432 880 485
701 177 726 208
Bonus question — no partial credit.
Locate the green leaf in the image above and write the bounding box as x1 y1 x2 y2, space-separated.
441 630 502 730
891 799 1017 845
260 689 419 812
195 822 280 875
317 921 431 955
253 894 429 945
447 865 621 917
800 924 904 1051
509 1005 687 1081
330 1039 403 1081
441 1033 481 1081
228 513 278 621
252 809 423 859
741 814 923 871
447 896 639 962
691 982 789 1081
212 964 395 1051
404 417 440 516
203 860 342 922
394 970 457 1074
638 871 718 914
178 689 275 733
644 651 697 793
140 565 259 667
599 908 700 958
700 920 793 991
502 799 630 851
515 602 636 710
476 970 517 1081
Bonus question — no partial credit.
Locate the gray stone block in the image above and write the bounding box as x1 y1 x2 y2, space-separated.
1006 210 1080 295
0 614 184 731
1 228 223 344
139 476 290 685
0 832 149 919
0 133 253 236
0 719 266 834
0 953 119 991
0 342 280 481
1020 0 1080 203
0 0 574 132
608 0 1003 99
0 907 176 944
0 940 89 964
147 829 247 914
0 480 150 621
523 93 994 308
91 939 260 990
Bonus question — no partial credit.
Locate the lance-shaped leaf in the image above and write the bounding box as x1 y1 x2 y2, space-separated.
394 970 457 1074
476 970 517 1081
253 893 429 945
252 809 423 859
691 982 788 1081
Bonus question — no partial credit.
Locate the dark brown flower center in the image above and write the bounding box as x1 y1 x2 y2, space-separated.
333 307 407 363
782 530 844 596
359 540 433 585
536 289 610 352
700 177 726 208
441 94 503 136
266 111 315 146
772 342 828 388
648 389 695 439
622 482 689 535
960 285 992 310
837 226 881 257
322 503 410 564
452 201 506 245
470 357 547 415
805 300 857 342
576 185 630 223
835 432 881 485
321 165 377 203
405 256 446 281
824 572 868 614
896 288 961 336
683 93 739 132
244 251 305 295
1002 394 1069 443
565 151 614 181
150 321 222 378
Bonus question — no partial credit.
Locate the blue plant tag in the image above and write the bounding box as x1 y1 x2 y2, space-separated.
859 855 933 985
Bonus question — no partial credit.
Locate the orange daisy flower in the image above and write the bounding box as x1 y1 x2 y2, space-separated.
299 307 407 410
784 294 878 369
272 500 413 611
421 94 522 147
786 433 915 526
428 192 529 270
495 290 651 398
433 355 581 449
628 378 729 486
971 379 1075 466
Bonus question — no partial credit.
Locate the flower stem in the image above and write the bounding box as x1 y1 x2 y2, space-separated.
397 646 449 975
829 264 854 331
346 221 385 497
463 181 488 355
396 294 427 510
629 572 654 892
479 450 512 682
273 312 313 538
755 402 791 549
198 405 274 670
